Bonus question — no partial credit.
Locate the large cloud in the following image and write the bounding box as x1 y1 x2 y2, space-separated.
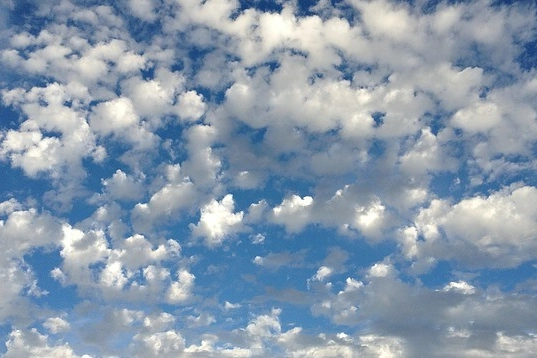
402 185 537 270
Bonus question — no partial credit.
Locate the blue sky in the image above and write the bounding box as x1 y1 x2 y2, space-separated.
1 0 537 356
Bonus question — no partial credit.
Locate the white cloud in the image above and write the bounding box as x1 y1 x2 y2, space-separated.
407 185 537 268
132 330 185 358
176 90 206 121
246 308 282 338
131 179 196 233
312 266 333 282
90 97 153 148
223 301 241 311
127 0 157 21
271 195 314 233
442 281 476 295
102 169 145 201
0 205 64 322
1 83 99 183
4 328 88 358
191 194 244 247
166 269 195 304
43 317 71 334
368 263 394 278
452 101 502 133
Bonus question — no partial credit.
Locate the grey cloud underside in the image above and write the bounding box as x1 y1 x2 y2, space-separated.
1 0 537 356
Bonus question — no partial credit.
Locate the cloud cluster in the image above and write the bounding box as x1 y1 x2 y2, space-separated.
1 0 537 356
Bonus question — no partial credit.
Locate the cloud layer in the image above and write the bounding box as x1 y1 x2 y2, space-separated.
1 0 537 356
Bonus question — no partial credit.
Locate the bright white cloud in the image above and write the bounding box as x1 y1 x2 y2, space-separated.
4 328 88 358
102 169 145 201
166 269 195 304
271 195 314 233
407 185 537 268
191 194 244 247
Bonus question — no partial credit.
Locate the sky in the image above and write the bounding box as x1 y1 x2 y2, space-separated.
0 0 537 356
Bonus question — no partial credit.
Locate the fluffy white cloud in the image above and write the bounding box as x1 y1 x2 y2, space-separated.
43 317 71 334
102 169 145 201
312 266 333 282
131 178 196 233
176 90 206 121
271 195 314 233
133 330 186 358
4 328 88 358
166 269 195 304
0 204 65 323
191 194 244 247
404 185 537 269
127 0 157 22
1 83 99 180
452 101 502 133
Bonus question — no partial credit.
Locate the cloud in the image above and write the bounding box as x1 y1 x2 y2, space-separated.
166 269 195 304
43 316 71 334
404 185 537 269
252 250 307 271
3 328 87 358
1 0 537 356
0 203 65 323
312 265 333 282
190 194 244 247
271 195 314 233
127 0 157 22
102 169 145 201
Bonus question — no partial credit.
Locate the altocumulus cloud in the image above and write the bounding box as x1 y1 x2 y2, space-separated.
1 0 537 356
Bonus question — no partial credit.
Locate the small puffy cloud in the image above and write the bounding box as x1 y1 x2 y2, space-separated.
143 312 175 332
176 90 206 121
250 233 265 245
117 235 180 270
166 269 195 304
246 308 282 338
313 266 333 282
43 317 71 334
59 226 110 290
3 328 87 358
181 124 222 188
442 281 476 295
452 101 502 133
132 330 186 358
223 301 241 311
131 179 196 233
100 260 130 289
121 69 185 120
191 194 244 247
368 262 394 278
252 251 307 271
127 0 157 22
352 200 386 238
90 97 139 134
102 169 144 201
0 83 98 182
271 195 314 233
0 198 22 215
186 312 216 327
